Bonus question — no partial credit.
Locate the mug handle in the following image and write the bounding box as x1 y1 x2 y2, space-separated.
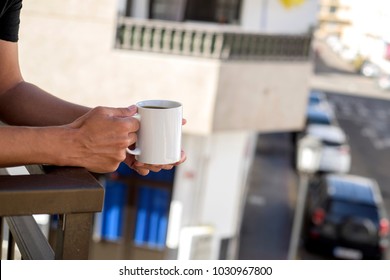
126 147 141 155
126 113 141 156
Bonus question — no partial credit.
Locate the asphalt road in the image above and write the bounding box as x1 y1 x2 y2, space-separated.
238 133 296 260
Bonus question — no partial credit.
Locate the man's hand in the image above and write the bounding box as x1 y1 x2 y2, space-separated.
64 106 139 173
124 150 187 176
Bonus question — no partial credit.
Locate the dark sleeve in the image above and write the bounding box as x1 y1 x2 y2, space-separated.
0 0 23 42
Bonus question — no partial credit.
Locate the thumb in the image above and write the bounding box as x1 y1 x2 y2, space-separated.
108 105 138 117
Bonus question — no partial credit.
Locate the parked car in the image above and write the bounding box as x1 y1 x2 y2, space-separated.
378 73 390 91
306 91 335 126
360 61 380 78
308 90 334 111
308 91 327 107
306 107 335 126
304 124 351 174
352 55 380 78
291 91 336 169
304 174 389 259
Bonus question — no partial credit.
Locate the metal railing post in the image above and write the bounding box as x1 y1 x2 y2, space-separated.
7 230 15 260
55 213 94 260
0 217 3 258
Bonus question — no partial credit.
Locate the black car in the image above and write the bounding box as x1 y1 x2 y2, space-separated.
304 174 389 259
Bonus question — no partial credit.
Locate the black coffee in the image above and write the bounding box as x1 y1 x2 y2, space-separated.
142 106 168 109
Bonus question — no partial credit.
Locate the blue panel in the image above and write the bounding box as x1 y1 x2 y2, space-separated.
143 168 176 183
157 189 170 248
148 188 170 248
116 162 134 176
100 179 128 241
134 186 152 245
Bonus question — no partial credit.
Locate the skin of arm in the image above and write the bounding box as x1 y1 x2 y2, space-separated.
0 40 185 174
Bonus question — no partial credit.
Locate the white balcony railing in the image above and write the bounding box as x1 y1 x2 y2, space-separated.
115 18 312 61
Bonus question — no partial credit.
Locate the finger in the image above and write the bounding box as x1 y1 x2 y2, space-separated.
134 168 150 176
135 161 168 172
135 162 163 173
174 150 187 165
114 117 140 132
123 154 136 169
119 105 138 117
161 165 174 170
123 156 150 176
127 133 137 146
105 105 138 117
182 118 187 125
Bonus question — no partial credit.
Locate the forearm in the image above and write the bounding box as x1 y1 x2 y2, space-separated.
0 81 90 126
0 125 70 168
0 106 140 173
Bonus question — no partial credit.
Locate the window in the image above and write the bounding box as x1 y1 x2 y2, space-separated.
125 0 133 17
149 0 187 21
185 0 241 24
148 0 242 24
329 6 337 14
118 0 133 17
306 112 332 125
329 200 379 223
215 0 242 24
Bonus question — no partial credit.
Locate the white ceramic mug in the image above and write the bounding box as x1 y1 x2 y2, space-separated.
126 100 182 165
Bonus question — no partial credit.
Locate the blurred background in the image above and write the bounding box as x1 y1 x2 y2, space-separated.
10 0 390 260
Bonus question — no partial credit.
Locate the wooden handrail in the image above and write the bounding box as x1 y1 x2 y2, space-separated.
0 166 104 260
0 166 104 216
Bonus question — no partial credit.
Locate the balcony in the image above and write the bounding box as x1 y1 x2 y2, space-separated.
115 17 311 61
0 166 104 260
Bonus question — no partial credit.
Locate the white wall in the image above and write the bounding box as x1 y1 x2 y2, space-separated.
241 0 264 32
241 0 319 34
214 61 311 132
171 131 257 259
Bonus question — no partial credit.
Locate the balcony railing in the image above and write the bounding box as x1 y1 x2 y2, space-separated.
0 165 104 260
115 17 312 61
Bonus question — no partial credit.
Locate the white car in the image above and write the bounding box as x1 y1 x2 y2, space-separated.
378 74 390 91
305 124 351 174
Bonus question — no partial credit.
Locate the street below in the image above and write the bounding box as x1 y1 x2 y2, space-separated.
238 41 390 260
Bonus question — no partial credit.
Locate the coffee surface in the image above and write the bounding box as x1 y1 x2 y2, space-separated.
142 106 168 109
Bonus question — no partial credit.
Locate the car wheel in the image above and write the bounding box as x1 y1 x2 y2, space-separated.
340 217 377 244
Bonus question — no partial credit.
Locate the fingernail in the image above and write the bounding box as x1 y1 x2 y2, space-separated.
128 105 137 111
